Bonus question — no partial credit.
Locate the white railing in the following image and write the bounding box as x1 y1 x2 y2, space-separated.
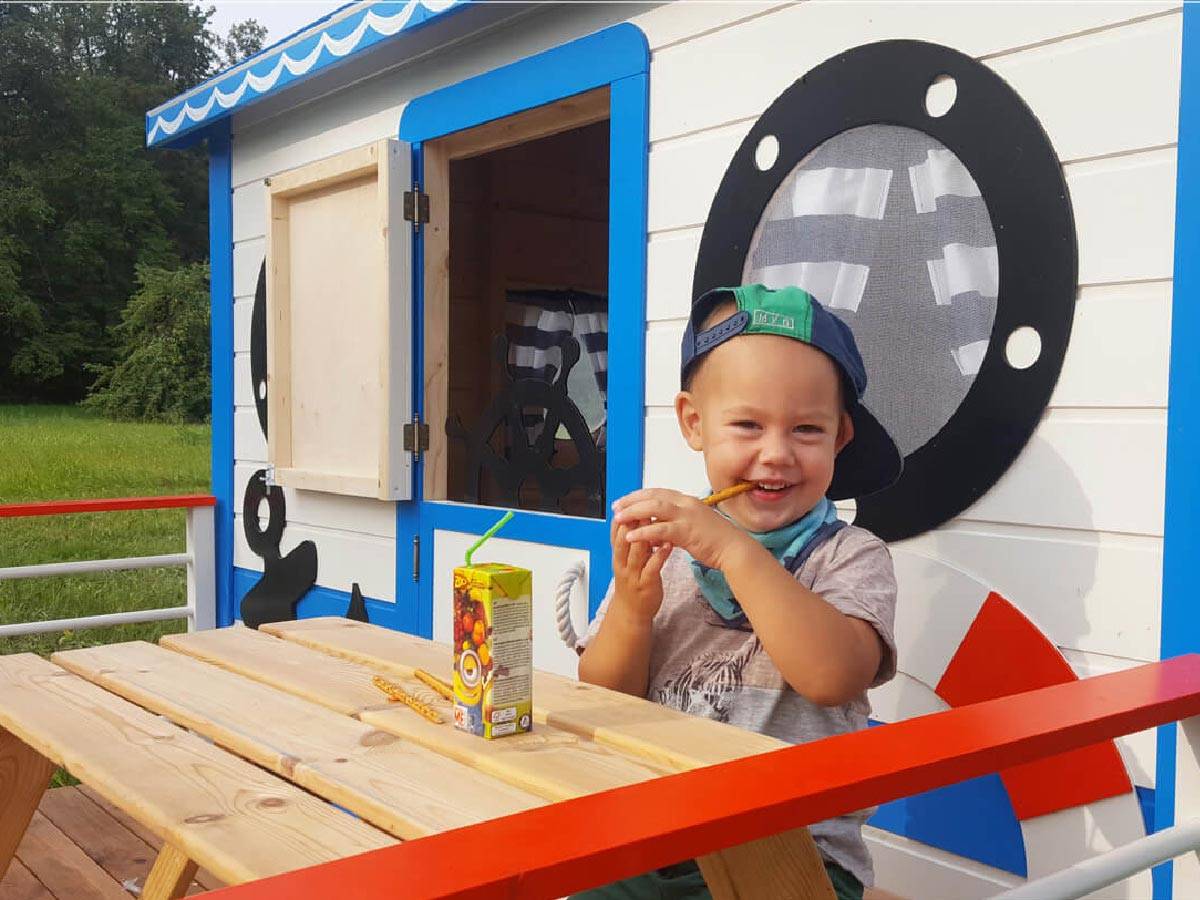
0 495 217 637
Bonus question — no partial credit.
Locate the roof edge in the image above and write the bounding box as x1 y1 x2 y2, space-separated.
146 0 462 148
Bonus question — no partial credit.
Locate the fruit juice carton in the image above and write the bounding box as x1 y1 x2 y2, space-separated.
452 562 533 739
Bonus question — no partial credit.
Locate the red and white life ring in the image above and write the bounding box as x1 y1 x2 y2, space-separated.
873 549 1149 891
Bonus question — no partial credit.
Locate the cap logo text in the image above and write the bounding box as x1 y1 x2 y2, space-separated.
752 310 795 330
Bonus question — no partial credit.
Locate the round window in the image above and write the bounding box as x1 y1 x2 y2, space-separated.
694 41 1077 541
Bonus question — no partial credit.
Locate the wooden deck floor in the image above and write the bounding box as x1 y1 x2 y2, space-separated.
0 786 222 899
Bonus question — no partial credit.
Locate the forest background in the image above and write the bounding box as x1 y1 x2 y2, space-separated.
0 3 267 422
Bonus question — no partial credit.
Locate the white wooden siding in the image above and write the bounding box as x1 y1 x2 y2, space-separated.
635 6 1178 889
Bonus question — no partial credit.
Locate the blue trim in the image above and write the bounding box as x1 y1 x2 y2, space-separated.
400 24 650 143
146 0 464 147
208 121 236 628
1157 6 1200 898
233 568 409 630
398 23 651 636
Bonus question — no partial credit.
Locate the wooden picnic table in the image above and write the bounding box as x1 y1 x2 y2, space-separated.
0 618 835 899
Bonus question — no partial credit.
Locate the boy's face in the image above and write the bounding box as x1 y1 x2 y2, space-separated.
676 330 853 533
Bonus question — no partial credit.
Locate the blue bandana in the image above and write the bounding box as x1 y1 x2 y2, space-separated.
688 496 844 626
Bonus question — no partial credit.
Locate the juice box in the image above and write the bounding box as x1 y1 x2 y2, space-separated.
452 562 533 738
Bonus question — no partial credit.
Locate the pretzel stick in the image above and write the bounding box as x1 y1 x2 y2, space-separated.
414 669 455 702
702 481 755 506
372 675 444 724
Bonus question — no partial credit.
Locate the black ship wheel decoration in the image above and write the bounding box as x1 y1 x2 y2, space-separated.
694 40 1078 542
449 334 603 517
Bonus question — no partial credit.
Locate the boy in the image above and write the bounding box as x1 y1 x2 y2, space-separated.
576 284 903 900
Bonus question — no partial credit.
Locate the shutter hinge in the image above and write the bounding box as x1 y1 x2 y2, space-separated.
403 184 430 233
402 415 430 459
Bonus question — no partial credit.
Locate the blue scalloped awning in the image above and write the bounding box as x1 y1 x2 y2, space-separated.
145 0 462 148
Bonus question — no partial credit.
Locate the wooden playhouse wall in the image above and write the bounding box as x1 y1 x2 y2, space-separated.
226 3 1182 895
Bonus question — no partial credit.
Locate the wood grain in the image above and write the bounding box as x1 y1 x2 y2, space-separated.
262 618 785 769
696 828 835 900
54 642 543 838
38 786 183 896
142 844 198 900
0 729 55 880
0 858 50 900
76 786 221 892
259 619 831 894
421 137 451 500
11 813 128 900
0 653 393 886
437 88 610 162
163 626 675 803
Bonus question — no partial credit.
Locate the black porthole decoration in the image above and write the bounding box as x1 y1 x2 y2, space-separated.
693 40 1077 542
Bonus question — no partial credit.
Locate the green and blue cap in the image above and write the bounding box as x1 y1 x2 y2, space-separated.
680 284 902 500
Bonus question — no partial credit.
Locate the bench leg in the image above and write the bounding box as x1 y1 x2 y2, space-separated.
143 843 199 900
0 728 56 881
697 827 837 899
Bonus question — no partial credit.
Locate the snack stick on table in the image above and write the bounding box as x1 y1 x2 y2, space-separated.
372 675 445 724
414 668 455 702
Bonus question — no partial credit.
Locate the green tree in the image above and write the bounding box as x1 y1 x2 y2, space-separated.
0 3 264 406
223 19 269 68
83 262 211 423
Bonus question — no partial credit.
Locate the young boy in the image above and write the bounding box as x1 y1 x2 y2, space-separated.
576 284 903 900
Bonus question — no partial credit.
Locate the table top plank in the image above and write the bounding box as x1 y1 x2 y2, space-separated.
52 642 543 839
0 653 393 886
163 626 675 802
262 618 786 770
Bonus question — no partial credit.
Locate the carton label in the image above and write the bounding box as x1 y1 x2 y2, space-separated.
452 562 533 739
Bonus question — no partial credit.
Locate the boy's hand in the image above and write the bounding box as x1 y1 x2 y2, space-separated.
610 514 669 621
613 488 751 571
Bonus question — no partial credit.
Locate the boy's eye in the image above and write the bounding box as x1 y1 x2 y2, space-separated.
794 424 824 435
731 420 759 430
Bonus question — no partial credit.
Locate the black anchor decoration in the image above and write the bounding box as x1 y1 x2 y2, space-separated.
448 334 603 518
243 260 364 625
239 468 318 629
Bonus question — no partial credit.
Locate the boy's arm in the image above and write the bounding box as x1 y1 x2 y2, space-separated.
722 538 884 706
577 519 670 698
576 601 655 697
615 489 886 707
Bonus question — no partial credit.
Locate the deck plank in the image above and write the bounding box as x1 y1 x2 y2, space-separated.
53 642 544 838
0 653 394 886
37 786 213 897
76 786 221 892
15 812 128 900
0 859 51 900
163 626 675 802
262 617 786 770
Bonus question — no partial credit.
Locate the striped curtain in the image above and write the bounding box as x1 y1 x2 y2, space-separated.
505 289 608 444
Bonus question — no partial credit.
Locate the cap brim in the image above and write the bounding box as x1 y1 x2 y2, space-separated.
828 403 903 501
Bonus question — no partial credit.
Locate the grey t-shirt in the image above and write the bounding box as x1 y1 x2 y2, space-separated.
579 525 898 886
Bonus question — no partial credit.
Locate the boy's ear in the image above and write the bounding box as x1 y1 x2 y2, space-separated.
675 391 704 451
835 410 855 453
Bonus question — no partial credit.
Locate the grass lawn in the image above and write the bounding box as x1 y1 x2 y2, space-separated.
0 404 211 658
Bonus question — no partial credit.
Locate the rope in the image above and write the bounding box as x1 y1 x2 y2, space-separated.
554 560 586 650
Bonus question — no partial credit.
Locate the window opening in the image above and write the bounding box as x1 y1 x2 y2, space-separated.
444 120 610 518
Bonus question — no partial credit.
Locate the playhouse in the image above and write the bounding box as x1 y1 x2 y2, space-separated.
139 1 1197 896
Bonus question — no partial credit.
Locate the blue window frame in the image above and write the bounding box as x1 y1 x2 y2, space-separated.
393 24 650 638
